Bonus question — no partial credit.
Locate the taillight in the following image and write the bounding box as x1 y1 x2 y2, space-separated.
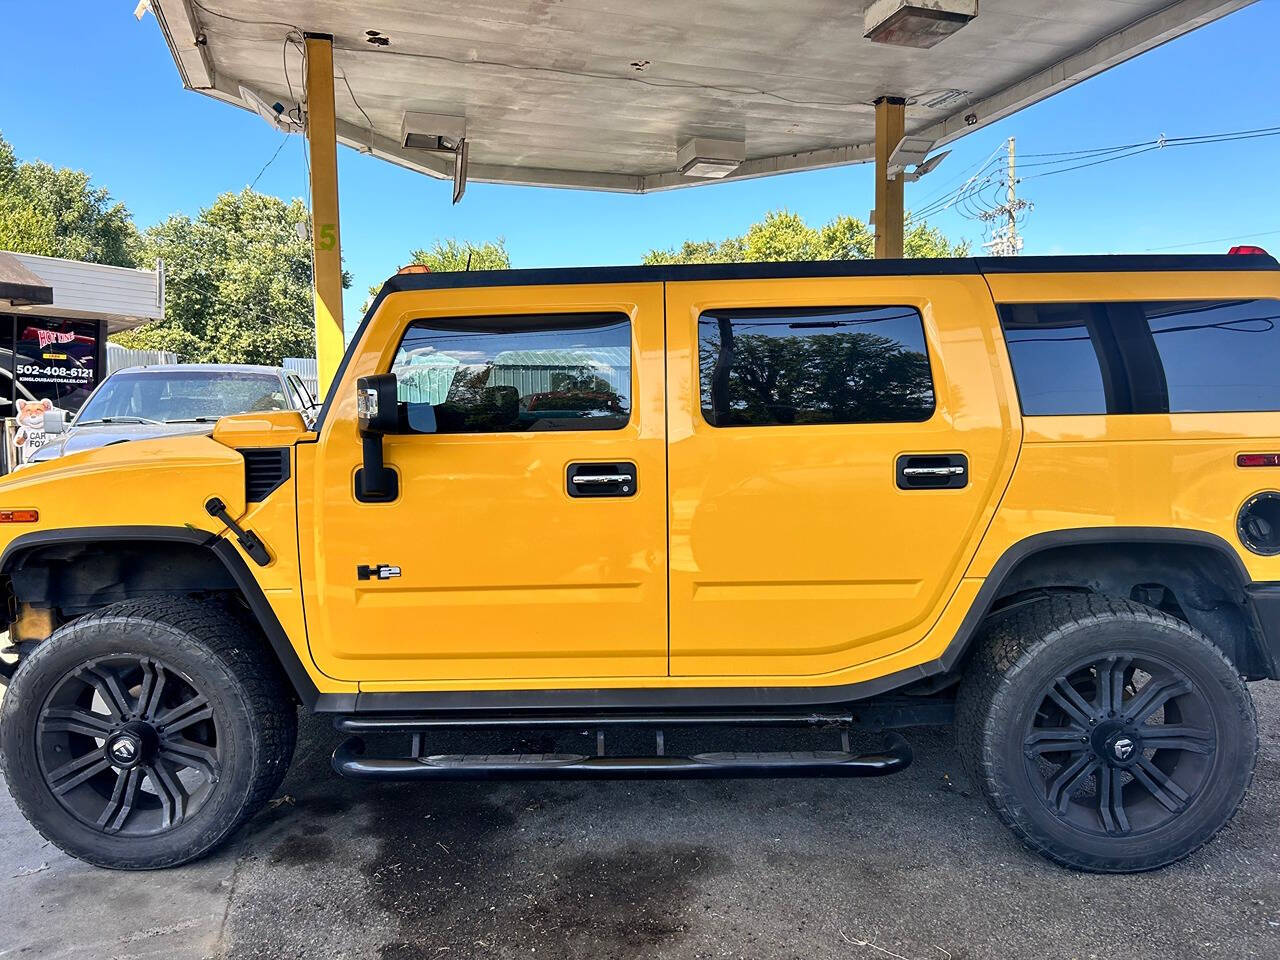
1228 245 1270 256
0 509 38 523
1238 454 1280 468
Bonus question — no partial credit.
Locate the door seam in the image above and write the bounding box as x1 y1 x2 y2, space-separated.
662 280 672 677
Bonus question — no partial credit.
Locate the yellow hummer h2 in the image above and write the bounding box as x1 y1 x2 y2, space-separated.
2 252 1278 873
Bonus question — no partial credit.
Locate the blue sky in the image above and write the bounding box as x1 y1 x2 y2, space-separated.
2 1 1278 330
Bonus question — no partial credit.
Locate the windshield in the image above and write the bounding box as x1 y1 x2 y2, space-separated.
76 370 288 425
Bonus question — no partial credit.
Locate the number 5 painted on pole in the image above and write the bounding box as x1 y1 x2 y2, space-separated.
317 224 337 251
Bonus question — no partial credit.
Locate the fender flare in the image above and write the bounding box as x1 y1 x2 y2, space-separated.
0 525 340 710
939 526 1256 674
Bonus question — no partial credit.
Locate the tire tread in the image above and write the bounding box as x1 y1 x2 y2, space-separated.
955 592 1258 873
0 596 296 870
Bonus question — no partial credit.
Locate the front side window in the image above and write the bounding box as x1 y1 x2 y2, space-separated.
392 313 631 433
698 306 935 427
1001 298 1280 415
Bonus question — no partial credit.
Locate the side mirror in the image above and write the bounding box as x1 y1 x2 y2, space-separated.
356 373 400 435
355 374 400 503
43 409 67 435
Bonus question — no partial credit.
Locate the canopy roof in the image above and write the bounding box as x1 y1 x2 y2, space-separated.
0 251 53 307
151 0 1254 192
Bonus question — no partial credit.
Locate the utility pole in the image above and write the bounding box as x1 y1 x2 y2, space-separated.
982 137 1030 256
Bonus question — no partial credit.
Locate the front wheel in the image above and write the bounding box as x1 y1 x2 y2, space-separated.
0 597 297 870
956 594 1257 872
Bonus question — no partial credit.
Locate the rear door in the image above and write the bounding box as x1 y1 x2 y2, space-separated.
664 274 1016 678
298 281 668 684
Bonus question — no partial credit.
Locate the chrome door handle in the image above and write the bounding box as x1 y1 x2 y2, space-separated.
896 454 969 490
567 462 638 498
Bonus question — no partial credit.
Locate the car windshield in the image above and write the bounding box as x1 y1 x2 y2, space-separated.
76 370 288 425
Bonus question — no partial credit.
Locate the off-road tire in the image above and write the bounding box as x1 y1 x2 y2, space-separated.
0 596 297 870
956 593 1257 872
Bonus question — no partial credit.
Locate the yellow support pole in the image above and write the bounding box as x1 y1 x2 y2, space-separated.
874 96 906 260
304 33 344 397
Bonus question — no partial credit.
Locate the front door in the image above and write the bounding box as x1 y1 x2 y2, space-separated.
298 282 668 684
664 275 1015 679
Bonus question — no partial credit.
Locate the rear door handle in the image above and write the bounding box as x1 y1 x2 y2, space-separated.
896 454 968 490
567 462 637 498
573 473 634 486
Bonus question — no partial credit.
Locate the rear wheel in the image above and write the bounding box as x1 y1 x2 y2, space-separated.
0 597 296 869
956 594 1257 872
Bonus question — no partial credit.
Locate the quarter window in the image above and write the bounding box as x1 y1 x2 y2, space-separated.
391 313 631 433
1000 299 1280 415
698 306 935 427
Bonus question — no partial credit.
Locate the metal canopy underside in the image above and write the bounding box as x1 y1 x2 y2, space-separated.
153 0 1255 193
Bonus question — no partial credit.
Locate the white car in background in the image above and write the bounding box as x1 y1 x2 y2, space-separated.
24 364 318 466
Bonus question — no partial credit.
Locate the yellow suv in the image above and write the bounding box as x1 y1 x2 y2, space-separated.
2 253 1278 873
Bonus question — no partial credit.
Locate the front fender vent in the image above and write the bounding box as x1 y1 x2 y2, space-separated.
240 448 291 503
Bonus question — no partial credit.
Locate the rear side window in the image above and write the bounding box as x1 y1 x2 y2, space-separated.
1000 298 1280 415
698 306 935 427
391 313 631 433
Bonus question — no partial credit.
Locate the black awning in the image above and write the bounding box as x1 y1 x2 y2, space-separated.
0 252 53 306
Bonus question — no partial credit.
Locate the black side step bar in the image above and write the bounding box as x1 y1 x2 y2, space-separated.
332 734 912 782
334 711 859 732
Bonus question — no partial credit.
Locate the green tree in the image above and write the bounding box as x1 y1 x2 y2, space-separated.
643 209 967 264
116 188 346 365
0 132 139 266
366 237 510 305
408 237 511 272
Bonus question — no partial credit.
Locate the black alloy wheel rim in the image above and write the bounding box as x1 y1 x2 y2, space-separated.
1022 652 1217 837
36 655 222 837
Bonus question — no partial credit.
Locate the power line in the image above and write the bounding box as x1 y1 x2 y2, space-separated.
906 121 1280 233
1143 228 1280 252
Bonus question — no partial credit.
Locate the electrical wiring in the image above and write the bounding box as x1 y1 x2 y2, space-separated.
1144 228 1280 252
1018 123 1280 159
248 133 289 189
910 121 1280 232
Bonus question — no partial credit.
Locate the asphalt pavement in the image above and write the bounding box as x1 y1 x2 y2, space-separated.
2 682 1277 960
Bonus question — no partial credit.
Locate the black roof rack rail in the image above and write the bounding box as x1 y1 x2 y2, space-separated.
375 252 1277 295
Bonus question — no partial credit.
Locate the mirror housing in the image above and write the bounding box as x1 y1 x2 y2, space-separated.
42 409 67 435
357 373 400 435
355 374 400 502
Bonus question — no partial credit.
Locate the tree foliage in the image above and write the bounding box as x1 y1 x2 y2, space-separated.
115 188 342 365
408 237 511 272
0 132 139 266
367 238 511 305
643 209 967 264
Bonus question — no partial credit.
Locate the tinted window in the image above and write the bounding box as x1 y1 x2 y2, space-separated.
1147 299 1280 412
1001 299 1280 415
1000 303 1110 415
698 306 934 427
392 313 631 433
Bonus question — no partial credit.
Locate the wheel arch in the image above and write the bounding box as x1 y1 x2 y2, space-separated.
0 526 324 708
950 527 1271 680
